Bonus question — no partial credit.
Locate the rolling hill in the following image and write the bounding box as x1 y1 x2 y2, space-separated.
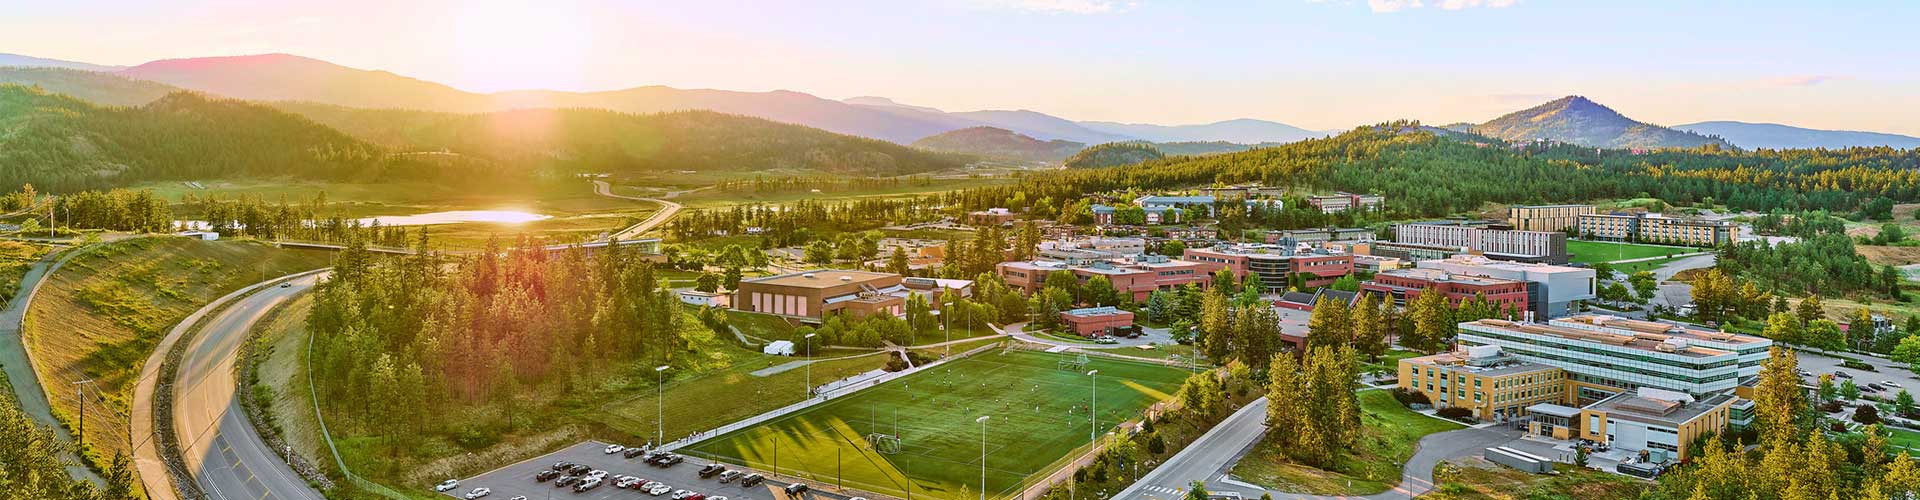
1673 121 1920 150
910 126 1083 162
0 67 180 106
1063 142 1165 169
1472 96 1729 149
0 53 124 72
1078 118 1324 144
949 109 1129 144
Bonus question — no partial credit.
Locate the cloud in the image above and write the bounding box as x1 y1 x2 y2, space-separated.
1357 0 1518 13
1765 75 1848 88
970 0 1130 14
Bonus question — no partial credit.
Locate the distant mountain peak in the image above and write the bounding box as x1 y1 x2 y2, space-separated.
1473 95 1727 149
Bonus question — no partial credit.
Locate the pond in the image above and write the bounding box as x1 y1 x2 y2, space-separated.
176 210 551 230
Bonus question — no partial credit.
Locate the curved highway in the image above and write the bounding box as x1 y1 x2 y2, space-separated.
592 180 682 240
135 272 329 500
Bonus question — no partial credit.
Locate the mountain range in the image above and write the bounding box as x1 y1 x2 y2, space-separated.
4 52 1917 154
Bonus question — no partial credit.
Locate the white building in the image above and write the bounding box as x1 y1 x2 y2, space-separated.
1417 255 1595 319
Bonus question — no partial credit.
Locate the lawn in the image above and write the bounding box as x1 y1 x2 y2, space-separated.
1232 389 1465 495
1423 460 1648 500
1566 240 1689 264
1888 427 1920 452
681 350 1189 500
0 240 51 304
1086 343 1200 361
23 237 333 465
1612 256 1684 275
1362 349 1422 377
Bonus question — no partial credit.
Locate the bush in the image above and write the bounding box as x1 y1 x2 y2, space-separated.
1436 407 1475 421
1853 404 1882 425
1820 400 1846 413
1842 360 1878 371
1391 387 1431 407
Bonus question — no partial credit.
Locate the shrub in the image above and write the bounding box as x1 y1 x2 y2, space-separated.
1437 407 1475 421
1853 404 1881 425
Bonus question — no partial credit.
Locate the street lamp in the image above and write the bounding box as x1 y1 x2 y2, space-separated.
805 333 818 399
1087 370 1098 447
977 415 991 500
654 365 669 447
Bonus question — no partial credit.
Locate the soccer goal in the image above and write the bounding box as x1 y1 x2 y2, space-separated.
1057 354 1090 371
866 433 903 455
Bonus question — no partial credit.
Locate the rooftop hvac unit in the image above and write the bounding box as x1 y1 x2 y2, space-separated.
841 276 853 282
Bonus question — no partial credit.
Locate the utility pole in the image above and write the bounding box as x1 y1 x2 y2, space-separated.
1087 370 1099 447
977 415 990 500
73 379 96 448
654 365 669 447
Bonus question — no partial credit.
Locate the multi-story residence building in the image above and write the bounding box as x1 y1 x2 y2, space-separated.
1264 227 1377 244
1392 221 1569 264
1307 192 1384 213
1361 268 1530 312
1181 244 1354 292
1417 255 1595 319
998 254 1211 302
1576 213 1740 247
1508 204 1596 232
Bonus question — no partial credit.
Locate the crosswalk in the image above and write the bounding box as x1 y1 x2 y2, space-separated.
1142 484 1185 496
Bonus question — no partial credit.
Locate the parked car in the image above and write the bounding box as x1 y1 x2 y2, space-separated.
718 471 743 483
740 474 764 487
671 490 698 500
1834 371 1854 379
644 451 669 463
464 488 491 499
555 476 579 488
647 483 673 496
434 480 460 492
687 494 707 500
1886 380 1904 388
698 463 726 478
616 477 643 489
510 496 528 500
651 453 684 466
625 447 649 458
575 478 602 492
536 470 560 482
552 461 575 471
1866 383 1885 392
567 464 593 475
785 483 811 496
605 444 627 454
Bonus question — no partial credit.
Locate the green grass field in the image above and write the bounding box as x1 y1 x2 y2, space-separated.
1233 389 1465 495
1566 240 1687 264
682 350 1188 500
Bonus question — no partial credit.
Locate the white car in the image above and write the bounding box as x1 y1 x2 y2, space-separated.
647 483 673 496
1885 380 1904 388
605 444 626 454
510 496 528 500
709 497 728 500
464 487 491 499
434 480 460 492
587 470 609 480
671 490 697 500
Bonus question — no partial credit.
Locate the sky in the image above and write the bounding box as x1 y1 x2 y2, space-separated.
5 0 1919 135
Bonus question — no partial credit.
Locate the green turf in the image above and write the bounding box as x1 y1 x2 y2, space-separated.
682 350 1188 500
1566 240 1689 264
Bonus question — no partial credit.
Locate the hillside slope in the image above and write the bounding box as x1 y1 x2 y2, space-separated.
0 53 124 72
0 67 180 106
911 126 1083 162
1064 142 1165 169
1674 121 1920 150
1079 118 1323 144
1473 96 1728 149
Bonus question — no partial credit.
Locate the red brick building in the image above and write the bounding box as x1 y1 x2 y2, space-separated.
1181 245 1354 292
1059 306 1135 336
998 256 1210 302
1360 268 1529 312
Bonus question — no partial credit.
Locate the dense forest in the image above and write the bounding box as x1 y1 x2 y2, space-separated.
940 122 1920 221
1063 142 1166 169
272 102 971 177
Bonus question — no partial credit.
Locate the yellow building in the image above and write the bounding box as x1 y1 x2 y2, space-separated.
1509 204 1595 232
1398 346 1569 421
1576 390 1735 460
1576 213 1740 247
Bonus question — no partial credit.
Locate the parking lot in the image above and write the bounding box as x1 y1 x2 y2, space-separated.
442 440 851 500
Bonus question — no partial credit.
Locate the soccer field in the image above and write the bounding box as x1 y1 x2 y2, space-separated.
682 350 1191 500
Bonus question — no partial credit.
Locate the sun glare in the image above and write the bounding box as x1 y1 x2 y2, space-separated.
450 0 595 92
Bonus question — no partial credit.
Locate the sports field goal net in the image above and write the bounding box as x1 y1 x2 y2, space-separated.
866 433 903 455
1057 354 1090 371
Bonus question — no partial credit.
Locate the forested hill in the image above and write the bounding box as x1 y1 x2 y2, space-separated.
0 67 178 106
271 102 971 176
910 126 1083 162
1063 142 1165 169
0 85 414 191
1473 96 1730 150
942 121 1920 219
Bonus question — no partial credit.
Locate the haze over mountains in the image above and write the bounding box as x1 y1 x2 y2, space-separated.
3 52 1918 153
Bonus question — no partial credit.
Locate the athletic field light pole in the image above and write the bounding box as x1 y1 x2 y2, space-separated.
977 415 991 500
805 333 818 399
1087 370 1098 446
654 365 669 446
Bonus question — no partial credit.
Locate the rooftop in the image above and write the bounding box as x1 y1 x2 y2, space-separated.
1423 254 1589 274
1375 268 1523 287
1587 390 1737 427
1466 319 1733 358
1552 315 1768 346
744 269 898 288
1064 306 1129 317
1403 347 1559 377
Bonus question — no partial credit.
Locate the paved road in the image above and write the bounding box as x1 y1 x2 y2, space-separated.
1115 397 1520 500
169 273 328 500
0 244 104 485
592 180 682 241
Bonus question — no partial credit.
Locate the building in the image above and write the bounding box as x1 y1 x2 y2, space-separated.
1092 203 1185 225
1059 306 1135 336
1576 213 1740 247
1458 316 1772 398
1361 268 1530 312
678 290 730 308
734 270 907 320
1578 389 1735 461
1508 204 1596 233
968 208 1018 226
1264 227 1377 244
1367 241 1469 262
1307 192 1384 213
998 254 1211 302
1397 315 1768 460
1417 255 1596 319
1400 345 1568 421
1392 222 1569 264
1135 195 1218 215
1352 254 1404 273
1181 244 1354 292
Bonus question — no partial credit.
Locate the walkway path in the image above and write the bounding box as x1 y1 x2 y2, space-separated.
0 243 103 485
1114 397 1520 500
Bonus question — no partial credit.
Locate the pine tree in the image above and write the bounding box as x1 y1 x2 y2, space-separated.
1306 296 1353 348
1755 346 1808 445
